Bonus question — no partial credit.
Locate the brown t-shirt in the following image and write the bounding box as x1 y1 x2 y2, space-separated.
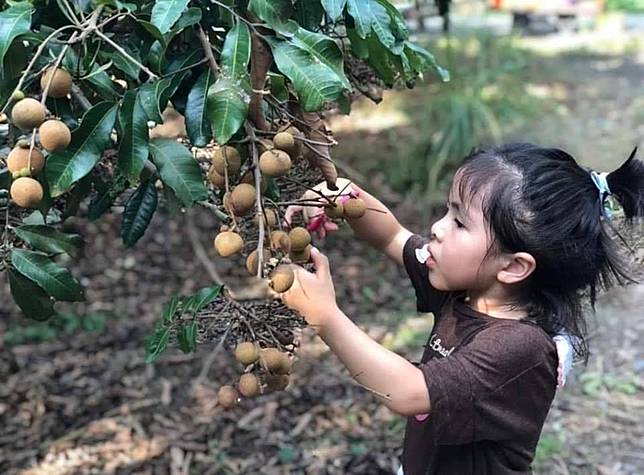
402 234 557 475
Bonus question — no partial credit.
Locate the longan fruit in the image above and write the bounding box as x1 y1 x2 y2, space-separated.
325 201 344 219
289 227 311 252
235 341 260 365
273 132 295 153
290 244 311 264
253 208 278 228
7 146 45 174
10 90 25 102
259 149 291 177
38 119 71 152
282 126 304 159
214 231 243 257
11 98 46 131
230 183 256 215
260 348 291 374
343 198 366 219
212 146 241 176
17 138 30 148
10 177 44 208
245 248 270 275
208 165 225 187
270 230 290 253
217 385 239 409
270 265 295 293
238 373 261 397
265 374 290 392
41 67 73 98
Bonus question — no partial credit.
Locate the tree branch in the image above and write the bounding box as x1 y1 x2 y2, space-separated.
197 24 219 78
249 33 271 131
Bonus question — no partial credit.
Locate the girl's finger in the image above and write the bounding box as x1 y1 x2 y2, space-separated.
284 205 303 226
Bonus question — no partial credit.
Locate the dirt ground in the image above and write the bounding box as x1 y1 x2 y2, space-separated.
1 26 644 475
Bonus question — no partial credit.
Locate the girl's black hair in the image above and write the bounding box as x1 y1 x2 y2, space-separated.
456 143 643 362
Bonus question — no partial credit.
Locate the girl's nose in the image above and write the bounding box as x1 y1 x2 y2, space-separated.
431 217 445 241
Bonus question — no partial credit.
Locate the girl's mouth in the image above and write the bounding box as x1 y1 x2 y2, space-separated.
415 244 436 267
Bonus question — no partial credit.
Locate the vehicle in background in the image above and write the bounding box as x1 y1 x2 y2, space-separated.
489 0 605 31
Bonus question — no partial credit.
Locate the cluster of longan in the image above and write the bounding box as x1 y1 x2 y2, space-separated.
3 68 73 208
217 342 293 409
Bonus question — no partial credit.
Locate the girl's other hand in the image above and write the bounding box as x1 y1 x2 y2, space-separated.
283 177 361 239
279 247 338 329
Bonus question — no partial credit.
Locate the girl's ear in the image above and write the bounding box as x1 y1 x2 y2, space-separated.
497 252 536 285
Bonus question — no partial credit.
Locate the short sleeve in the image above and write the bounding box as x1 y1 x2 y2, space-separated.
402 234 450 313
418 323 557 445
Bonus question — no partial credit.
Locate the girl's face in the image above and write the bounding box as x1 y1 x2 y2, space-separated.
426 183 500 292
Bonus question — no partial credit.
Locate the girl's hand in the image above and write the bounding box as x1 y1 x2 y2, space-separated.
284 177 361 239
279 247 338 328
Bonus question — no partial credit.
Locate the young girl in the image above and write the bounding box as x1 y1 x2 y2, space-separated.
281 143 643 474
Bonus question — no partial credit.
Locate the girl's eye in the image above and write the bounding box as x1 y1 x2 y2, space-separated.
454 218 465 229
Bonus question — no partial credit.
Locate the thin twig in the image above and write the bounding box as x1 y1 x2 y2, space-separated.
186 211 224 284
196 24 219 77
246 123 265 278
196 315 232 383
93 29 159 79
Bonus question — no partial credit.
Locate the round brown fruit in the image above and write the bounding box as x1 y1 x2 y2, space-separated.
11 98 46 131
272 132 295 155
288 227 311 252
343 198 366 219
265 374 290 392
253 208 278 228
283 126 304 159
270 265 295 293
325 201 344 219
214 231 243 257
260 348 291 374
212 146 241 176
259 149 291 177
290 244 311 264
245 248 271 275
41 68 73 98
38 119 71 152
270 230 290 253
17 138 30 148
208 165 225 187
231 183 256 215
10 177 44 208
235 342 260 365
217 385 239 409
7 147 45 174
238 373 261 397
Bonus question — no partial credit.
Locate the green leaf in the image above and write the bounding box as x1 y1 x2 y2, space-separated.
347 0 397 53
10 249 85 302
137 19 167 46
0 168 10 190
177 321 198 353
268 73 288 102
267 37 346 111
46 102 118 197
405 42 450 82
171 7 202 33
291 27 351 88
183 285 222 314
106 45 142 80
294 1 325 30
162 295 181 323
374 0 409 40
139 78 172 123
321 0 347 21
248 0 295 35
185 69 214 147
220 21 251 79
8 269 55 321
149 138 209 207
88 173 128 221
207 76 250 144
145 325 170 363
150 0 190 34
15 225 84 257
0 2 32 68
118 90 150 181
121 179 158 247
62 175 93 219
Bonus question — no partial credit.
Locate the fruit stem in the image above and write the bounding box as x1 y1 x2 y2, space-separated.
246 123 266 279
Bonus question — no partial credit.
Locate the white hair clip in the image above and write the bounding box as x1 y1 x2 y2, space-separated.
415 244 430 264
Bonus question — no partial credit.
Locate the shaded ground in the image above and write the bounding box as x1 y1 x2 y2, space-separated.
2 26 644 475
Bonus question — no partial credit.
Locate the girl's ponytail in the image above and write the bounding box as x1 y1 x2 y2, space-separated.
606 147 644 219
